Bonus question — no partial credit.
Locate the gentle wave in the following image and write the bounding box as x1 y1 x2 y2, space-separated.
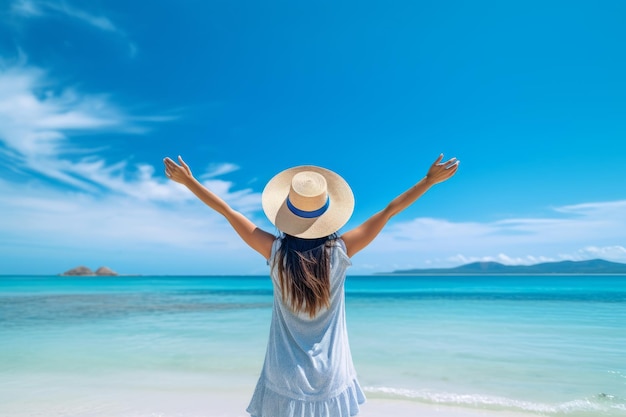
364 386 626 415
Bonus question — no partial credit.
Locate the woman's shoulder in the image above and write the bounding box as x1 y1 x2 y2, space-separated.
333 237 347 251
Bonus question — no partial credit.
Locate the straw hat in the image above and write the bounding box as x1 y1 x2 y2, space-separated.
262 165 354 239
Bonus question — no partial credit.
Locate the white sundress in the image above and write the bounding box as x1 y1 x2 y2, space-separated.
246 238 366 417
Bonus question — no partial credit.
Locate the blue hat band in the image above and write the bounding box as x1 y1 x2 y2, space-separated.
286 196 330 218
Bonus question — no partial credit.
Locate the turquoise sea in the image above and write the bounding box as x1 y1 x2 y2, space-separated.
1 274 625 417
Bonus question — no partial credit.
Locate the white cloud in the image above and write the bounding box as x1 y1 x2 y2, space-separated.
445 253 550 266
200 162 241 179
10 0 136 56
569 245 626 261
12 0 117 32
0 62 266 274
0 177 272 275
0 180 246 248
0 58 269 275
0 64 126 154
61 156 261 210
0 61 197 203
351 201 626 273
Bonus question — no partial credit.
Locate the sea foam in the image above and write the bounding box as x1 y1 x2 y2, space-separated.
364 386 626 415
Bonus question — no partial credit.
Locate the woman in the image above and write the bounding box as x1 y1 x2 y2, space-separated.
163 154 459 417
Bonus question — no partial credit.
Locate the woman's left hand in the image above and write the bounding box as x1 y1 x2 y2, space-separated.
163 155 193 185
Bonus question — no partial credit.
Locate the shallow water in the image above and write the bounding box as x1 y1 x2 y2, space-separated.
1 275 625 416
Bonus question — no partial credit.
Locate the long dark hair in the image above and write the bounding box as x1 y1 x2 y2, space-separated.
274 233 337 318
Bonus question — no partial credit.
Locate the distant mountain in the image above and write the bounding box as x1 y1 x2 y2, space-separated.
385 259 626 275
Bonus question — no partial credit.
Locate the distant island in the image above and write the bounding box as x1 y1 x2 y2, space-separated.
59 266 119 276
383 259 626 275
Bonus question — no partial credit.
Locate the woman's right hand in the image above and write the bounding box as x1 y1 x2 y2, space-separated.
425 153 459 185
163 155 194 185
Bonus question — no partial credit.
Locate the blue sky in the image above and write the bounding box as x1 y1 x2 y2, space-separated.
1 0 625 275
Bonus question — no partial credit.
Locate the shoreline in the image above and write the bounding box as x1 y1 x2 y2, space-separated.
361 399 544 417
0 383 547 417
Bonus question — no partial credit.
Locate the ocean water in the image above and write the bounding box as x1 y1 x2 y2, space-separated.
1 274 625 417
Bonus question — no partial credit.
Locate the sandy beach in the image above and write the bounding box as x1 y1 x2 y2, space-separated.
159 393 547 417
0 374 557 417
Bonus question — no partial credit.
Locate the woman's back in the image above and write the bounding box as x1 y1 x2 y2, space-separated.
246 238 365 417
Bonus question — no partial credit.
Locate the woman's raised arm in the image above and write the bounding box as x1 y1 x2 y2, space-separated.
163 156 275 259
341 154 459 258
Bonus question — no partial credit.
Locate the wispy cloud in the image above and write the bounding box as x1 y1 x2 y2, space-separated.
0 55 269 274
0 174 270 275
0 63 125 145
10 0 137 57
0 178 261 249
200 162 241 179
12 0 117 32
0 60 136 190
0 59 257 212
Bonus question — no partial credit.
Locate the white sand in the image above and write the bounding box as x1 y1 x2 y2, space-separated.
113 389 544 417
0 374 544 417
